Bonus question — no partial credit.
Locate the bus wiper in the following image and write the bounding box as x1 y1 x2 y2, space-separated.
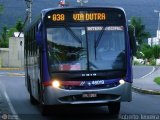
94 33 97 60
94 26 106 59
95 26 106 48
65 26 82 44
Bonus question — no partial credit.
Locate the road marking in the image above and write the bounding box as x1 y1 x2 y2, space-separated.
4 91 18 114
139 66 155 79
0 81 20 120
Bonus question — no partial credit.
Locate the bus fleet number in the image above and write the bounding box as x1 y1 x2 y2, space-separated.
92 80 104 85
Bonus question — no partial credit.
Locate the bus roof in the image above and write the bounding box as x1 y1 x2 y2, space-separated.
41 6 125 17
25 6 126 32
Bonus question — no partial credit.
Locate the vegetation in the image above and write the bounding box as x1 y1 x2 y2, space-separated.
0 19 24 48
141 44 160 59
130 17 151 46
150 59 156 66
0 26 9 48
130 17 160 65
154 77 160 85
140 44 153 59
0 4 3 14
152 45 160 59
15 19 23 32
133 61 142 66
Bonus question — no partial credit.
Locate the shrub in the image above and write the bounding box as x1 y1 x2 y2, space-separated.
154 77 160 85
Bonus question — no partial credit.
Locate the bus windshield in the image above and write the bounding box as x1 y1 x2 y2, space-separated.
47 26 126 72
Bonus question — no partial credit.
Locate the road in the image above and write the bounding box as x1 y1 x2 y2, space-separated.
0 66 160 120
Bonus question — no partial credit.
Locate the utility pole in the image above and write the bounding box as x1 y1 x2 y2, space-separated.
29 0 32 23
154 10 160 39
25 0 32 24
77 0 88 6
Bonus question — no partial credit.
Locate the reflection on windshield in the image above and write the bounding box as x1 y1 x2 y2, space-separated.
47 27 87 71
47 26 126 72
87 26 125 70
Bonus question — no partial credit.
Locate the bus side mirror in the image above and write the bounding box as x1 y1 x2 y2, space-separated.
128 25 137 56
36 32 42 46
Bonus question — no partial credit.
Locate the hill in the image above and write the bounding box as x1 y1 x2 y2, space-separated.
0 0 160 36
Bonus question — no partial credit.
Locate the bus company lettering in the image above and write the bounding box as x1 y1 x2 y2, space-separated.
73 13 106 21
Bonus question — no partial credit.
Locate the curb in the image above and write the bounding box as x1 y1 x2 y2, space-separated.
132 86 160 95
7 73 25 76
0 68 24 70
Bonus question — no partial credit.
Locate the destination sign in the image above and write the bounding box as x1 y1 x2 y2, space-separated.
73 13 106 21
47 12 107 22
45 8 125 26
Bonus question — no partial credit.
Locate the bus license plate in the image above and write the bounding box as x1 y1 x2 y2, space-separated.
82 93 97 98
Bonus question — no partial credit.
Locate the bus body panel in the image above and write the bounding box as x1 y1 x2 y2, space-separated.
25 55 40 100
42 82 131 105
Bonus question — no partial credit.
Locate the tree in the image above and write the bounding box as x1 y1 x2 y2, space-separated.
0 4 3 14
1 26 8 41
130 17 151 46
141 43 153 59
16 19 23 32
7 27 17 37
152 45 160 59
141 43 160 60
0 26 9 48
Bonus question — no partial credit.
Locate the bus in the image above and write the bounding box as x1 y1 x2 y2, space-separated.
24 6 136 115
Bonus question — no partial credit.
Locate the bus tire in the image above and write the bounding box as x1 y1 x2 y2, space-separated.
30 94 38 105
37 82 48 116
108 102 120 115
40 104 48 116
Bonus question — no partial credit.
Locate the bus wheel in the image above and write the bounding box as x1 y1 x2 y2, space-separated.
40 105 48 116
108 102 120 115
30 94 38 105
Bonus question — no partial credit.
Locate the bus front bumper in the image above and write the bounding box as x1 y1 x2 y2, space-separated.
42 82 132 105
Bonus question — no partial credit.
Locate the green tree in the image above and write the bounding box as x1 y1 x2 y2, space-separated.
1 26 8 41
0 4 4 47
130 17 151 46
7 27 17 37
152 45 160 59
0 26 9 48
0 4 3 14
16 19 23 32
141 43 153 59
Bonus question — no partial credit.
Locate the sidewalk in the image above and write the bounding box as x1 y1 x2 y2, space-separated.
133 67 160 95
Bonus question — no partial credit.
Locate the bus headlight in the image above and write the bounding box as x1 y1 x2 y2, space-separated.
52 80 60 88
119 79 125 85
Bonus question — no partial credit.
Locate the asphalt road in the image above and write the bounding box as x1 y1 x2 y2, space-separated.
132 66 154 79
0 66 160 120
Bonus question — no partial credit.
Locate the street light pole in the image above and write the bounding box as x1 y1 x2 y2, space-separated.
154 10 160 39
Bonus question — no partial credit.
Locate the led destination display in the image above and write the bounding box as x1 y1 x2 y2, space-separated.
47 12 107 22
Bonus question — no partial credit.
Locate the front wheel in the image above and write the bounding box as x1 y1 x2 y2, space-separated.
30 94 39 105
108 102 120 115
40 104 49 116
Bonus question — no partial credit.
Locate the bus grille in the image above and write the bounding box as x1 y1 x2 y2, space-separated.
60 82 120 90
